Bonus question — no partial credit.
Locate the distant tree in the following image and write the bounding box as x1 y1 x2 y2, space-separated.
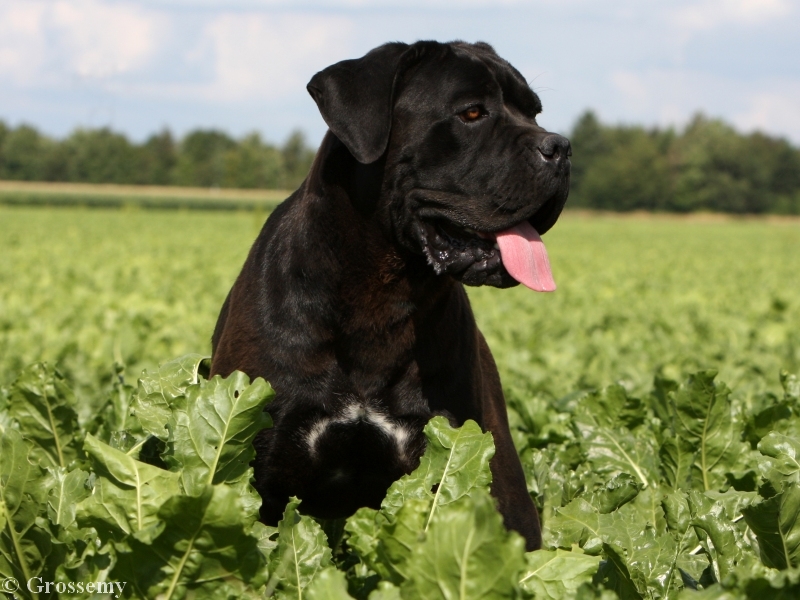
223 133 284 189
281 130 317 189
578 127 672 211
64 128 140 184
140 129 177 185
1 125 49 180
175 130 236 187
0 121 7 172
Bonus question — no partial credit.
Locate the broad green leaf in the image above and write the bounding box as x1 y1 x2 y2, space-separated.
382 417 494 527
757 432 800 489
46 466 90 528
252 521 278 564
574 384 647 431
368 581 402 600
519 549 601 598
164 372 273 495
131 354 208 440
572 395 658 489
686 490 742 582
545 498 602 552
345 507 389 579
377 498 429 583
587 473 643 514
306 566 355 599
670 371 743 492
90 365 138 445
401 490 526 600
77 433 180 542
741 483 800 570
0 429 53 599
592 543 642 600
660 436 695 490
7 363 82 469
113 484 266 600
266 498 331 599
675 586 744 599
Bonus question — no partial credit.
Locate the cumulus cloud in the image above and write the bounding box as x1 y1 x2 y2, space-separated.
0 0 163 85
670 0 793 31
198 13 355 102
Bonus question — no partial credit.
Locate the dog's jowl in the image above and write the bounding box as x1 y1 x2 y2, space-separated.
210 41 570 551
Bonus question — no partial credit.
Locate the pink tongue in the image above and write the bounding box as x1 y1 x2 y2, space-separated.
495 221 556 292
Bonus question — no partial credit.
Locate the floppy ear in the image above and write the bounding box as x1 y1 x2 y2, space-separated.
307 43 410 164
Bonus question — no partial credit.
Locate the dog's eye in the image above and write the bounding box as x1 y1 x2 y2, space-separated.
459 106 484 123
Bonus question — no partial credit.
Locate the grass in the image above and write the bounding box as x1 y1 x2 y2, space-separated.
0 180 290 211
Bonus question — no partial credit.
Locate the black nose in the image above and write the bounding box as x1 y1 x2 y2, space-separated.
537 134 572 162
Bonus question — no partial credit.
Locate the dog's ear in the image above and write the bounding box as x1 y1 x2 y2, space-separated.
307 43 410 164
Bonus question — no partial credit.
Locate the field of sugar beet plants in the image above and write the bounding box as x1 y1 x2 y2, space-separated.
1 205 800 599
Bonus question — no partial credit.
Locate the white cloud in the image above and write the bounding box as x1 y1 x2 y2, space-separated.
0 0 163 85
51 0 162 79
198 13 355 102
0 3 49 85
670 0 793 31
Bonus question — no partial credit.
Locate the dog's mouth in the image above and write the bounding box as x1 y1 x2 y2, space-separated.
414 212 557 291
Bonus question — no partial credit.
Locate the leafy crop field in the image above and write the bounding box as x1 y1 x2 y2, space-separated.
1 206 800 599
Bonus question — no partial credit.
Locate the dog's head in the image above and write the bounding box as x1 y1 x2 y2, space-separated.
308 41 570 291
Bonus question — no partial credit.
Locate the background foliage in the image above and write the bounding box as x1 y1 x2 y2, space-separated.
0 122 316 191
3 113 800 213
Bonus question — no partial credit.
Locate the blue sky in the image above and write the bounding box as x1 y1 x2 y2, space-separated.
1 0 798 145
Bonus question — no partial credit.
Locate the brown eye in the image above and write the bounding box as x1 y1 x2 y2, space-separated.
459 106 483 122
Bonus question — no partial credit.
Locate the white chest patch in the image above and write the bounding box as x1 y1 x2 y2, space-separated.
304 401 412 459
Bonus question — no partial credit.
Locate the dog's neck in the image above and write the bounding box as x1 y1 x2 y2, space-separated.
298 131 460 346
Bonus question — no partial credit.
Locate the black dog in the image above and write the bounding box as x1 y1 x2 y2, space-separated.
210 41 570 551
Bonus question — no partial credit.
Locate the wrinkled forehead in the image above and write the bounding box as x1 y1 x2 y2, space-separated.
396 45 542 118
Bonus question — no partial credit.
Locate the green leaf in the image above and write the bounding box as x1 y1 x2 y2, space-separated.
46 466 90 528
382 417 494 526
670 371 743 492
113 484 267 599
572 397 658 489
368 581 402 600
686 490 742 582
266 498 332 599
660 436 696 490
305 566 355 599
401 489 526 600
757 432 800 489
0 429 53 599
781 371 799 402
164 372 273 495
7 363 82 469
518 549 601 598
545 498 602 551
741 483 800 570
377 498 429 583
77 433 180 543
131 354 208 440
587 473 643 514
575 384 647 431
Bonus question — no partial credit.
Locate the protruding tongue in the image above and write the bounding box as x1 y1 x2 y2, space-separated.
495 221 556 292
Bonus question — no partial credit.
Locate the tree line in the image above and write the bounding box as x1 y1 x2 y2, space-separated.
569 111 800 214
0 122 316 190
1 114 799 213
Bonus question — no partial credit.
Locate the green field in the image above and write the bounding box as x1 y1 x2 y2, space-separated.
2 206 798 407
2 205 800 598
